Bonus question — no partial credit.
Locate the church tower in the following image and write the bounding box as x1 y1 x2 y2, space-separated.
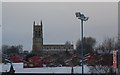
32 21 43 52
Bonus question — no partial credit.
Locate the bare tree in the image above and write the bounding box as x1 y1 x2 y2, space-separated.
92 37 117 74
2 45 23 55
96 37 117 54
2 45 10 54
65 41 72 52
76 37 96 54
88 53 114 74
16 45 23 53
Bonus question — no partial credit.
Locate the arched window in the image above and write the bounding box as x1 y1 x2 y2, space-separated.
35 31 37 37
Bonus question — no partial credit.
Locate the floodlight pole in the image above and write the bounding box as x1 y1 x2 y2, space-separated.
81 19 84 74
75 12 89 74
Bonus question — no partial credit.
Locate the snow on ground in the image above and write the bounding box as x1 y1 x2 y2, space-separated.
1 63 91 74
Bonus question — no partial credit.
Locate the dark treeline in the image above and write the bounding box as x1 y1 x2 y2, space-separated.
2 45 23 55
1 36 119 74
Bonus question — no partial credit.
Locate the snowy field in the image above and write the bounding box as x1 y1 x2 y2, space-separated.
0 63 91 74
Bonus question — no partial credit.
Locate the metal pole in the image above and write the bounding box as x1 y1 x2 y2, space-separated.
75 12 88 74
81 20 84 74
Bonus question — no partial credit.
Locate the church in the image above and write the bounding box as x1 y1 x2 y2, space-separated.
32 21 74 52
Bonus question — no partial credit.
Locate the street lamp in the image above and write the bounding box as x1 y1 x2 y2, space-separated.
75 12 89 74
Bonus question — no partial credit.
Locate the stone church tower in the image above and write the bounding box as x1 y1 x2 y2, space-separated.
32 21 43 52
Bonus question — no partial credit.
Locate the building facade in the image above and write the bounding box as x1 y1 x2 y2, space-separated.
32 21 74 52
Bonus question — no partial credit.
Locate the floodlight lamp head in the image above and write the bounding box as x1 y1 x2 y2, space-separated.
75 12 81 17
79 14 85 20
84 17 89 21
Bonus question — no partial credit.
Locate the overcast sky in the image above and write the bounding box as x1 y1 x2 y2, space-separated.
2 2 118 51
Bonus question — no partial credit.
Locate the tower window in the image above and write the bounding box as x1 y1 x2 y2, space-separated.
39 31 40 34
39 34 41 37
35 31 37 37
35 31 37 34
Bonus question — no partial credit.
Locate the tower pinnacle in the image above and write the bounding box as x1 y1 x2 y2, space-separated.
33 21 35 25
41 20 42 26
